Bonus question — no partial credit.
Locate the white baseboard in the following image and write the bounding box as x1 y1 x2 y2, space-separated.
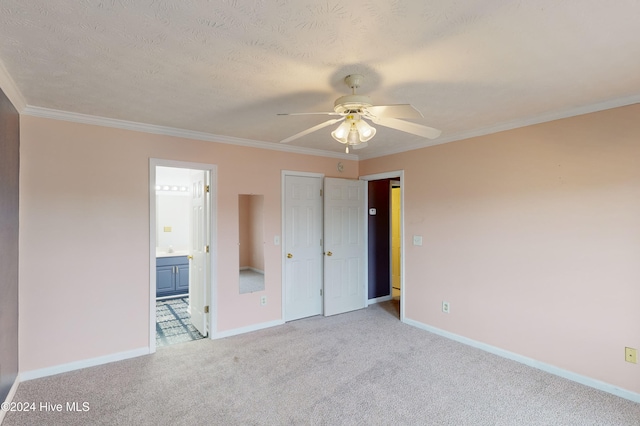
213 319 284 339
368 295 392 305
403 317 640 404
0 375 20 424
20 347 150 382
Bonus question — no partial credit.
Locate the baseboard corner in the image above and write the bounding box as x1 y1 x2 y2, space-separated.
0 374 21 424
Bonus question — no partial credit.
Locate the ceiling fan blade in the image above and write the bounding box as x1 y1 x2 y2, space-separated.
280 117 345 144
371 116 442 139
277 112 341 116
366 104 423 119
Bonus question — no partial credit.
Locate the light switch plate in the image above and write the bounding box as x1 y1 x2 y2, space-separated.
413 235 423 246
163 226 172 232
274 236 280 245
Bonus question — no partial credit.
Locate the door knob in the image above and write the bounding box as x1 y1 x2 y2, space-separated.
326 251 332 256
287 253 293 258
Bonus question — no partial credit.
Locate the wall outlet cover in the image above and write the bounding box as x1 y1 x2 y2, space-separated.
625 347 637 364
442 301 450 313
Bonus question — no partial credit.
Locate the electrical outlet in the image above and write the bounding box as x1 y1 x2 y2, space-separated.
442 301 450 313
260 295 267 306
625 347 637 364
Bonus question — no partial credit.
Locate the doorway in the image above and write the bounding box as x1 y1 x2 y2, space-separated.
149 160 216 352
361 171 404 321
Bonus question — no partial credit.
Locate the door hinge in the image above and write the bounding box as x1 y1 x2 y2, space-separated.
320 238 322 246
320 289 323 296
205 184 210 193
204 305 209 314
205 245 210 253
320 189 323 197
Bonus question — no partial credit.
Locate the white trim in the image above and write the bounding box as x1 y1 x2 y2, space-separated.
368 295 392 304
19 347 149 382
149 159 218 352
213 319 285 339
404 317 640 404
16 95 640 163
359 170 405 322
0 59 26 112
0 375 21 424
22 106 356 160
357 95 640 160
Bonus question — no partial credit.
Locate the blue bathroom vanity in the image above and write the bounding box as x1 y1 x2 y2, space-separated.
156 255 189 298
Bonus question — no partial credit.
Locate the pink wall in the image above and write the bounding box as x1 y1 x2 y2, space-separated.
249 194 264 271
360 104 640 394
18 115 357 372
238 194 264 271
238 194 251 267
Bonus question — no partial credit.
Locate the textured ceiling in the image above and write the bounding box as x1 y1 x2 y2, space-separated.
1 0 640 159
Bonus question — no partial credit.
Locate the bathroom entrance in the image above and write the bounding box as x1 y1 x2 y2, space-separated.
149 160 216 351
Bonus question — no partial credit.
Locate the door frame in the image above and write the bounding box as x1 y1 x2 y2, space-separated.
360 170 405 322
149 158 218 353
281 170 324 321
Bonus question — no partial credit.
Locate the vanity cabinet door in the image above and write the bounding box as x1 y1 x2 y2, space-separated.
156 265 175 295
175 262 190 293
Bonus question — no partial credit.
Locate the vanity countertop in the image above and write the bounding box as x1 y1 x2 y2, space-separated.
156 250 189 258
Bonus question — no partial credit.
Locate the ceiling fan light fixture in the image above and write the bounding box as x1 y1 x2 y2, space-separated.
331 120 352 143
355 119 376 141
347 129 360 145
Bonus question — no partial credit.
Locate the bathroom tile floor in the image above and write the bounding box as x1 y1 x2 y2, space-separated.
156 297 205 347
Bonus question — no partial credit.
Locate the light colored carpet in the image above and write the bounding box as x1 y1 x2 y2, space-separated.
4 301 639 425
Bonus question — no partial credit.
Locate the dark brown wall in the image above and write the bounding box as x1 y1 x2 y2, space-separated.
0 88 19 401
367 179 391 299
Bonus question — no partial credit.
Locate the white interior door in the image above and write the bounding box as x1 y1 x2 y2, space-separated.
283 175 323 321
189 170 209 336
323 177 366 316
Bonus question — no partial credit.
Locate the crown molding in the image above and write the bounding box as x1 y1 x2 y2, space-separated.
0 58 26 112
21 92 640 162
358 94 640 160
22 106 358 161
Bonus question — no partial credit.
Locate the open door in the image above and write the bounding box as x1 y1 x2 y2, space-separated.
189 169 209 336
323 177 366 316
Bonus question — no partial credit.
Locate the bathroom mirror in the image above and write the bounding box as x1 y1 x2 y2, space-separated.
239 194 265 294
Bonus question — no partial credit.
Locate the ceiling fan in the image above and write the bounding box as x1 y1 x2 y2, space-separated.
278 74 441 153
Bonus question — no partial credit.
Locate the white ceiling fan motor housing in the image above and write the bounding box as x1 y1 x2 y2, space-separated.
333 95 373 114
333 74 372 114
